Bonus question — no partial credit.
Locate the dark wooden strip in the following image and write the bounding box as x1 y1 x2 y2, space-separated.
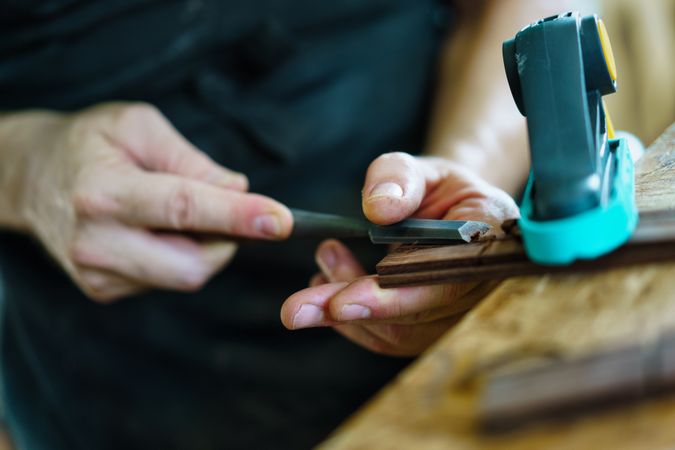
480 332 675 432
377 211 675 287
376 239 525 275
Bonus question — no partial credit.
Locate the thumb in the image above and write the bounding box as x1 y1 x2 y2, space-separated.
362 152 427 225
109 103 248 191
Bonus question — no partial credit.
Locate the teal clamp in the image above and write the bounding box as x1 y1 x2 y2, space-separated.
503 12 639 265
519 137 638 265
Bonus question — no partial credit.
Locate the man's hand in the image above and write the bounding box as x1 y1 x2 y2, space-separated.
1 103 292 302
280 153 518 356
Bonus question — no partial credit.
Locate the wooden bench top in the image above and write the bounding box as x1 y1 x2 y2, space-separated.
320 123 675 450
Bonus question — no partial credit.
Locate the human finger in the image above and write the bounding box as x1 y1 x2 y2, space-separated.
281 276 475 329
315 239 367 283
86 170 292 239
312 240 482 323
309 273 328 287
71 221 237 292
77 267 146 303
313 240 474 324
279 282 347 329
326 277 476 324
106 103 248 190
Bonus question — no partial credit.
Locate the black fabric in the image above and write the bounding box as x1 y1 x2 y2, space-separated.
0 1 451 448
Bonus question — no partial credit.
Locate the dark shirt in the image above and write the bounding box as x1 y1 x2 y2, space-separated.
0 1 450 448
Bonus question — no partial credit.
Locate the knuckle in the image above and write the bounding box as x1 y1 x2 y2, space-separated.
81 273 108 292
69 230 110 268
78 275 117 304
72 191 97 217
72 189 112 218
112 102 164 134
65 113 97 143
69 237 94 265
165 183 197 229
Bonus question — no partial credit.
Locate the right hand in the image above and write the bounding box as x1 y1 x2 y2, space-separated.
280 153 518 356
10 103 292 302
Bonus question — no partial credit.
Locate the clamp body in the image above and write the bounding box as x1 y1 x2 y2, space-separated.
503 12 638 264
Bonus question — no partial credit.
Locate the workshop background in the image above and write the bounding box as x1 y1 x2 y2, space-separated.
0 1 672 449
603 0 675 146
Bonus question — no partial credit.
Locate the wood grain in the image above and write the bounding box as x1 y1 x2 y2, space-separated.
321 124 675 450
376 212 675 287
480 330 675 431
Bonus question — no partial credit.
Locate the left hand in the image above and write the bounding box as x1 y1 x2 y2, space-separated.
280 152 519 356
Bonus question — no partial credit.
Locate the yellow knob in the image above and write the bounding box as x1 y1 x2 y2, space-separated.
597 19 617 82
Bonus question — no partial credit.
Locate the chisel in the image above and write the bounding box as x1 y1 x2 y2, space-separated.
290 208 490 244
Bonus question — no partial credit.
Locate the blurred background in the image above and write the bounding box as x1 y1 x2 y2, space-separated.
0 1 672 449
601 0 675 146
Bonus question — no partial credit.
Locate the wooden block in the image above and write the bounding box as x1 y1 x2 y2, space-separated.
377 213 675 287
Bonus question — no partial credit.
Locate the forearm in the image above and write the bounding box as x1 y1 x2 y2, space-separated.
426 0 574 195
0 110 65 231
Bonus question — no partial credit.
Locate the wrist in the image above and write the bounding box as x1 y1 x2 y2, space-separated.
0 110 68 231
428 139 489 174
425 125 529 196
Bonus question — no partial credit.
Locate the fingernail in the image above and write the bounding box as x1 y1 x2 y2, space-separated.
317 245 337 272
253 214 282 237
292 304 324 329
339 304 372 321
368 182 403 201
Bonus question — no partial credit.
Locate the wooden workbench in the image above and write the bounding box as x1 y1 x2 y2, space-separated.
320 123 675 450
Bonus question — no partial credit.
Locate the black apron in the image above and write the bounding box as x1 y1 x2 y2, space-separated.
0 1 451 448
